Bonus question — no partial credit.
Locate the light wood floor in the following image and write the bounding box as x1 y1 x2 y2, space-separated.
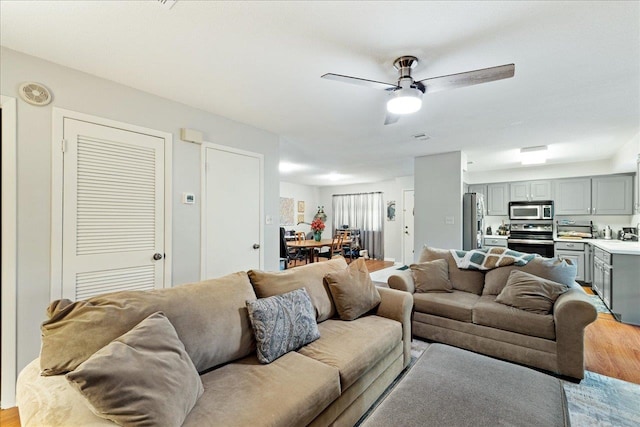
2 263 638 426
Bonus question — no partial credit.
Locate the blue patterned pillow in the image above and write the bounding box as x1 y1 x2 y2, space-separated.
246 288 320 364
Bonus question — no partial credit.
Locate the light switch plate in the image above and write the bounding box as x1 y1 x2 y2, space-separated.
265 215 273 225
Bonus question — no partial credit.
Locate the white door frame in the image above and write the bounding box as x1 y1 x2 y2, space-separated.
51 108 173 300
1 96 18 408
402 188 415 266
200 142 264 280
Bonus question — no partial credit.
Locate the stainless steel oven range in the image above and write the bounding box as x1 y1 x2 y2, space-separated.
507 221 554 257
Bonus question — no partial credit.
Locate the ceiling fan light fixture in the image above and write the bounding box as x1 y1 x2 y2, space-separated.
386 87 423 115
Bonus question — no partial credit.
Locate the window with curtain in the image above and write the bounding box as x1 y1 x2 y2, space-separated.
332 192 384 260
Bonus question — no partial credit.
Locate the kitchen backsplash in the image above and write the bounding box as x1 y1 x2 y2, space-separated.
484 215 638 238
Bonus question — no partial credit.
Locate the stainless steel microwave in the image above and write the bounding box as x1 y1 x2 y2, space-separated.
509 201 553 220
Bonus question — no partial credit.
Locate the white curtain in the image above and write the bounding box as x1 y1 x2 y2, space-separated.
332 192 384 260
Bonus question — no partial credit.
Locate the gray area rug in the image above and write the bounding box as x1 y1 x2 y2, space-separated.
588 293 612 315
357 340 640 426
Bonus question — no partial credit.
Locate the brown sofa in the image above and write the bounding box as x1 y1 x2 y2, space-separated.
17 258 412 426
388 247 597 379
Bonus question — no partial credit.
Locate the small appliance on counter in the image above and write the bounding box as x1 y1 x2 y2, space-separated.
621 226 639 241
556 221 593 240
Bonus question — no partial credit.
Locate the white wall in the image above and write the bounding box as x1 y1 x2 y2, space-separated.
279 181 320 234
414 152 464 254
1 47 280 376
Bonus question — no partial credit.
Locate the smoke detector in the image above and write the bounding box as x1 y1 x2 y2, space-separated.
18 82 52 106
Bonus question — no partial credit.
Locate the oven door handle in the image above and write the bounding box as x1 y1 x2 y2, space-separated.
507 239 554 245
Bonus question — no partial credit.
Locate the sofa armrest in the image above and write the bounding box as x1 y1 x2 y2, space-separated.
553 286 598 379
375 287 413 368
387 271 415 294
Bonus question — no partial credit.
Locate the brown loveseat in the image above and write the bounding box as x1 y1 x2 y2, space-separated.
388 247 597 379
17 258 412 426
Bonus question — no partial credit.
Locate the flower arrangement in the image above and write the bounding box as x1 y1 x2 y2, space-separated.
310 218 325 233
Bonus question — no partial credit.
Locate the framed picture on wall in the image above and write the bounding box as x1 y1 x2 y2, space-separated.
298 201 305 213
387 201 396 221
297 214 304 224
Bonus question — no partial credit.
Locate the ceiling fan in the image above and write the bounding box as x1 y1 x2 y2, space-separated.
322 56 515 125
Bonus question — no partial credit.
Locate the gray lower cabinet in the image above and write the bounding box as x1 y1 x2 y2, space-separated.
592 246 640 325
486 183 509 216
555 241 587 282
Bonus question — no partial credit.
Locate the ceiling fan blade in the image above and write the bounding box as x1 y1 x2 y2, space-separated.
417 64 515 94
322 73 397 90
384 112 400 125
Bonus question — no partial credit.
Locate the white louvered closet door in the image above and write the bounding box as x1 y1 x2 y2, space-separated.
62 118 165 300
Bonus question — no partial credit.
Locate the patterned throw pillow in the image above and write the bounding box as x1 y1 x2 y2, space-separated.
246 288 320 364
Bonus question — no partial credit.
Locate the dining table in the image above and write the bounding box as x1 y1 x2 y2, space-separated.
286 238 351 264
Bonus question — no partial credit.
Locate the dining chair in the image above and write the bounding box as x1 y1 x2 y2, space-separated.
317 234 344 261
289 232 308 266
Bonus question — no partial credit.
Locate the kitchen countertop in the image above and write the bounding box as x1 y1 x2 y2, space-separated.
555 237 640 255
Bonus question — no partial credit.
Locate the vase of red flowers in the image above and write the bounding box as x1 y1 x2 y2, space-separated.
310 218 325 241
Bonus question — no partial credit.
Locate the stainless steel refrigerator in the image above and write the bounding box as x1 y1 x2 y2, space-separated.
463 192 485 250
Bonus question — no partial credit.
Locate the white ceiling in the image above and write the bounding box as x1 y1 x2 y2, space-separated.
1 1 639 186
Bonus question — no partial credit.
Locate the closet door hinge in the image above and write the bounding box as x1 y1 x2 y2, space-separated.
61 139 67 153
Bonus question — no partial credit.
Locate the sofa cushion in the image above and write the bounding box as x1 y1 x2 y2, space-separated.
40 271 256 375
248 257 348 322
183 352 340 427
413 290 480 323
419 246 485 295
410 259 453 293
246 288 320 363
325 258 381 320
297 316 402 390
65 312 203 427
496 270 569 315
473 295 556 340
483 257 577 296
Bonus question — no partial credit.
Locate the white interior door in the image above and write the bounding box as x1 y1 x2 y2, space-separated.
403 190 415 265
202 145 262 279
62 118 166 300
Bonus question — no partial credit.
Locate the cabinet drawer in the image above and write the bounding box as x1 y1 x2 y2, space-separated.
555 241 585 251
484 237 508 247
594 247 612 265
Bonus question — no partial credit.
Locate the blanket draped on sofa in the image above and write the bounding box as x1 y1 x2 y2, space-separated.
450 247 538 271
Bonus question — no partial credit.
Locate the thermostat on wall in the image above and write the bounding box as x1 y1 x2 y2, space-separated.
182 193 196 204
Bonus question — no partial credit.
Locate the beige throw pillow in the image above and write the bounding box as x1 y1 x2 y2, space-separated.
410 259 454 293
324 258 381 321
496 270 570 315
65 312 204 427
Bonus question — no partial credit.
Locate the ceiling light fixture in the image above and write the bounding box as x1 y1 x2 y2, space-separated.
520 145 548 165
386 78 423 115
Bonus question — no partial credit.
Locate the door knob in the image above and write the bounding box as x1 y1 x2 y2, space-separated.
253 244 260 249
153 253 163 260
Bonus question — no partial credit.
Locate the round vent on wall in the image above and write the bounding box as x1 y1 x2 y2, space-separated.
18 82 52 106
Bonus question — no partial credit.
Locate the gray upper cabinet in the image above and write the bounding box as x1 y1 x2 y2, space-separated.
554 178 592 215
592 175 633 215
487 183 509 216
468 184 488 214
510 180 552 201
